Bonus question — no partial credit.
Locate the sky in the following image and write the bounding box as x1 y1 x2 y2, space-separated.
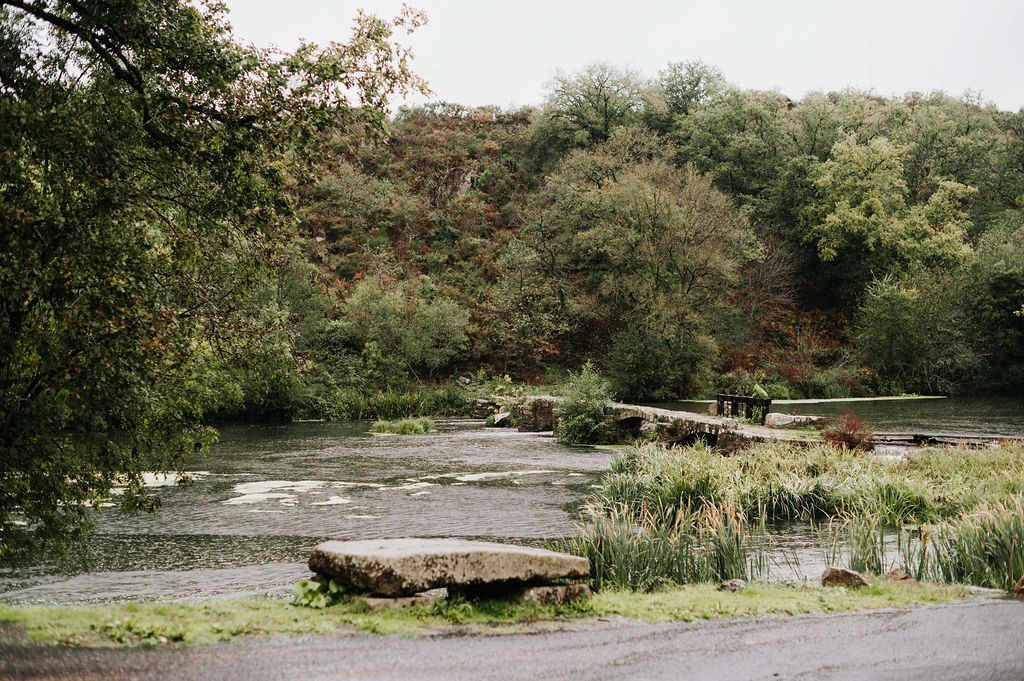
222 0 1024 112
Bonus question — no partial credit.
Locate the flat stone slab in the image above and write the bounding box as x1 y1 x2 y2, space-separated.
308 538 591 597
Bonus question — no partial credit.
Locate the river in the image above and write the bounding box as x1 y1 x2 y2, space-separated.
2 396 1022 606
660 395 1024 436
0 420 610 605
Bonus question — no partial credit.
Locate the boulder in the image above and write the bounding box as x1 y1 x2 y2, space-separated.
765 412 824 428
718 578 746 592
309 538 590 597
821 566 870 589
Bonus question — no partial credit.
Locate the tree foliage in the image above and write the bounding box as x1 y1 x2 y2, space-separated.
0 0 424 560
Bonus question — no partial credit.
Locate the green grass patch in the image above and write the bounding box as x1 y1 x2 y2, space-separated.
591 580 964 622
370 417 434 434
0 581 966 648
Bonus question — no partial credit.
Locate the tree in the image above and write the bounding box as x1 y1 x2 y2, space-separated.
658 60 727 116
801 133 974 303
541 62 652 146
0 0 425 561
527 127 752 397
343 275 470 387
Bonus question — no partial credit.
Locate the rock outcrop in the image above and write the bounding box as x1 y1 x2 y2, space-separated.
308 538 590 597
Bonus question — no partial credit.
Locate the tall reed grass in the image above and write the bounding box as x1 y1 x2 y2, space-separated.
599 441 1024 526
825 497 1024 591
560 502 771 591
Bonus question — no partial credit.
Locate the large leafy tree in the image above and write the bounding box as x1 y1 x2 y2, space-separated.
526 128 751 398
0 0 424 560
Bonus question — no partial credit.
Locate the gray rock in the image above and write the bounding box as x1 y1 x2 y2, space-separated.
718 578 746 592
309 538 591 597
765 412 824 428
491 411 513 427
822 566 870 589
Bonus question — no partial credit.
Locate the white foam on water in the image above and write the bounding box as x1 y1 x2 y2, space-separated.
310 496 352 506
344 514 379 519
222 492 298 505
231 480 326 495
454 470 556 482
409 491 431 497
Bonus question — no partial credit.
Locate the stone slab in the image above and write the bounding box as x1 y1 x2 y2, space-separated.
765 413 824 428
309 538 591 597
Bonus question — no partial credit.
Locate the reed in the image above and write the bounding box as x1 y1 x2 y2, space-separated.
597 440 1024 526
899 498 1024 591
559 502 770 591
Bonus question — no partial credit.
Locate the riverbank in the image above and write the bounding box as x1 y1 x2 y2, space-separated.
0 581 966 647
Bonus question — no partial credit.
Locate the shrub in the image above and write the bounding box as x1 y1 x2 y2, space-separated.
370 417 434 434
821 414 874 451
556 363 612 445
806 368 852 399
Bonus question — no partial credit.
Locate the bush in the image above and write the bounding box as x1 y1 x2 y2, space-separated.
370 417 434 434
806 368 852 399
556 363 612 445
821 414 874 451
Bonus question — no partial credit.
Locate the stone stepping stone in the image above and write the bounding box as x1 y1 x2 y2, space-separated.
308 537 590 597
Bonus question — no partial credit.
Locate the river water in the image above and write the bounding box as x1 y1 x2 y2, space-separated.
0 420 611 605
3 397 1021 606
662 395 1024 437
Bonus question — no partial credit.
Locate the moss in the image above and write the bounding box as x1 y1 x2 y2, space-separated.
0 581 966 648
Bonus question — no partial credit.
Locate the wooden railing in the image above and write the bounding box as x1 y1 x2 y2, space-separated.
715 393 772 425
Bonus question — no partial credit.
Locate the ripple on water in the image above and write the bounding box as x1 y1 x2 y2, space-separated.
1 422 613 604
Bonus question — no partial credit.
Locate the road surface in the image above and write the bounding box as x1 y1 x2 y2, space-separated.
2 596 1022 681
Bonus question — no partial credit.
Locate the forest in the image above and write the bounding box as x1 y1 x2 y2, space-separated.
2 0 1023 558
269 63 1024 413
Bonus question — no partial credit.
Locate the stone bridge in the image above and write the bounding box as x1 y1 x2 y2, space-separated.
475 396 765 447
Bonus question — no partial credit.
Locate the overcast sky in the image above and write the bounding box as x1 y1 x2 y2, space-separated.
223 0 1024 112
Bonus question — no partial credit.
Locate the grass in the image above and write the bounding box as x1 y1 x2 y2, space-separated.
370 417 434 434
830 497 1024 591
559 503 770 591
0 581 966 648
326 385 471 421
598 440 1024 526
